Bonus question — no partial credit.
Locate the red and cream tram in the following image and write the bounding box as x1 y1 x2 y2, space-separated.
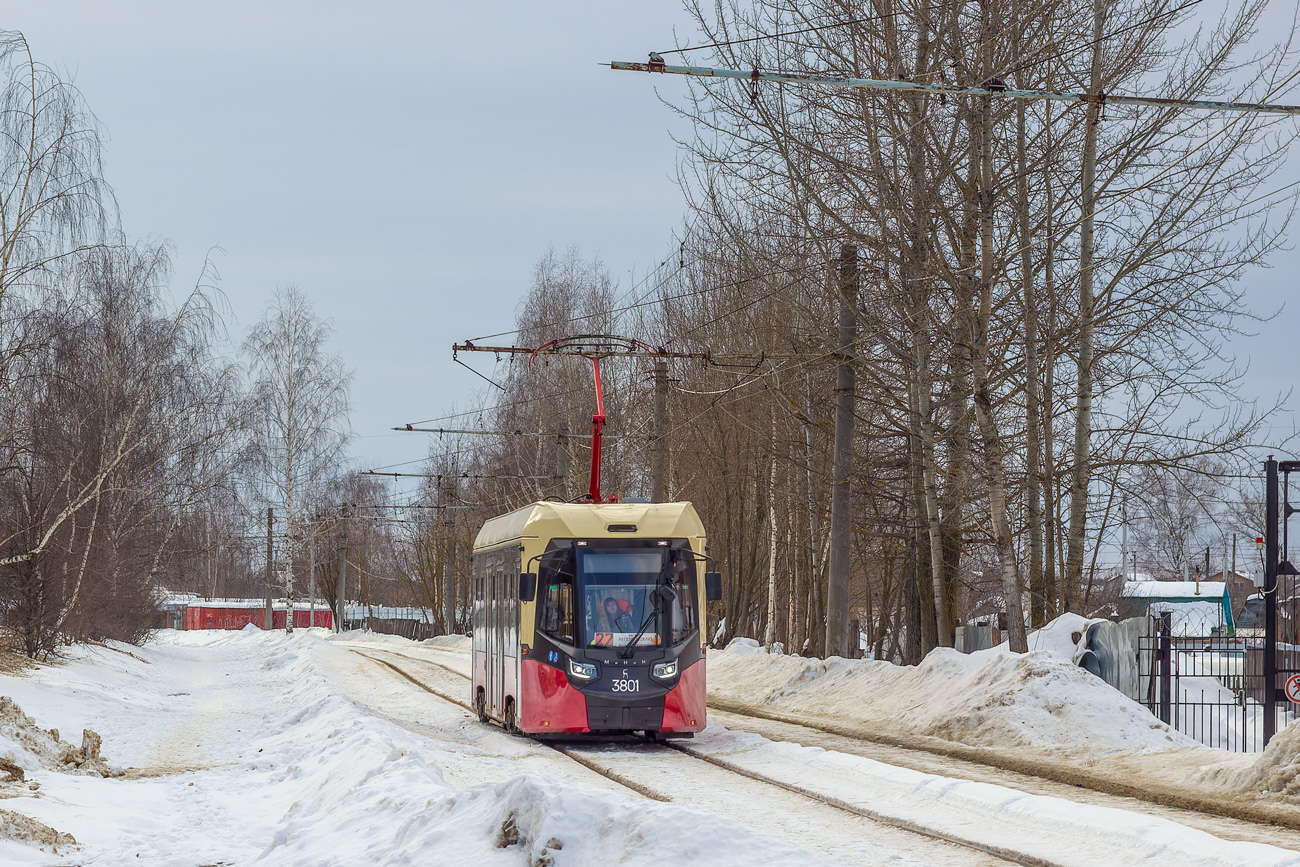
471 500 722 736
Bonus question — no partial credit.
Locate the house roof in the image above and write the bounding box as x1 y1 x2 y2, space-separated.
1122 580 1227 599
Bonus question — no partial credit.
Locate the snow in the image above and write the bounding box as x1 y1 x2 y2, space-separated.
0 625 1293 863
0 630 834 866
711 618 1194 754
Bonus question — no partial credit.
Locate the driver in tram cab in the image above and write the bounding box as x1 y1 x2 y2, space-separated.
603 596 635 632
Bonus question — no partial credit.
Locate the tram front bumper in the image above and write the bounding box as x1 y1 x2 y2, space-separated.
585 694 665 731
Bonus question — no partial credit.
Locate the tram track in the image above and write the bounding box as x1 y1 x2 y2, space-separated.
706 698 1300 839
349 641 1300 851
347 645 1051 867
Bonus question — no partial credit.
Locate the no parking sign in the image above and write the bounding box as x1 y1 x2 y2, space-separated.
1286 674 1300 704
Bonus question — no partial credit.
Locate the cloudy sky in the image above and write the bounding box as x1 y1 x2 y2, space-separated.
10 1 1299 499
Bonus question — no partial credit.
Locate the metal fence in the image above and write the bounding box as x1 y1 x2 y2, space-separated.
1136 612 1296 752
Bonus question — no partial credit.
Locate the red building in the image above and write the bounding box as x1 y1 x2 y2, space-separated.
184 600 333 631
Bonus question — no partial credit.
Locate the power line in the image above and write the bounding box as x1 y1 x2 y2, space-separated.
657 5 946 58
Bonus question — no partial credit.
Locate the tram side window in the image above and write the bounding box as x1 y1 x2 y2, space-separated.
670 552 698 645
538 549 576 645
472 556 484 653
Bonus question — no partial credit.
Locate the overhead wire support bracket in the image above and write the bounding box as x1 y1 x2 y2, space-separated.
451 335 825 504
455 335 699 504
608 58 1300 116
392 425 620 439
363 470 559 480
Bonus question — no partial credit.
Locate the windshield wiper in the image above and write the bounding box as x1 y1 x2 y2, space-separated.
618 564 676 660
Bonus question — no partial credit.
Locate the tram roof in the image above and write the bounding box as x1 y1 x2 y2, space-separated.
473 501 705 551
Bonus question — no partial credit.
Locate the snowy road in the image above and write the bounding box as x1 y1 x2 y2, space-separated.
0 629 1297 865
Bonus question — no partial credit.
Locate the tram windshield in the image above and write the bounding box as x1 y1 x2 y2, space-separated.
579 547 697 649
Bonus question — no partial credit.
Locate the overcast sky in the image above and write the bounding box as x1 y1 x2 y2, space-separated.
10 2 1300 507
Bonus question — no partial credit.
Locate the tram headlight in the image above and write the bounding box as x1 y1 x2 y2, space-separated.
568 659 598 680
652 660 678 680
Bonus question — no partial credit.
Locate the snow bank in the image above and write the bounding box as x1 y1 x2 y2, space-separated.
710 617 1191 753
0 696 113 779
1197 714 1300 796
324 629 469 653
423 634 471 652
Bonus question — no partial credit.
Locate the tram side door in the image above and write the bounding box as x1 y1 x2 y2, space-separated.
490 555 504 717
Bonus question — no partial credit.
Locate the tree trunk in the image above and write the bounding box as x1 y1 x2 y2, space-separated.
1016 89 1047 628
970 8 1028 651
1066 0 1106 613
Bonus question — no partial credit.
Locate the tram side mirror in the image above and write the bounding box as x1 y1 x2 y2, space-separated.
519 572 538 602
704 572 723 602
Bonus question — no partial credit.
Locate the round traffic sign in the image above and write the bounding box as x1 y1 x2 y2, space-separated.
1286 675 1300 704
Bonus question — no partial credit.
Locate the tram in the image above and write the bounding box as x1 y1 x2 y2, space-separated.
468 334 722 737
471 499 721 736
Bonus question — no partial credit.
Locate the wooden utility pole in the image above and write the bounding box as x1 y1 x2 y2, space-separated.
264 507 273 630
335 505 349 633
824 244 858 658
764 429 778 650
650 359 668 502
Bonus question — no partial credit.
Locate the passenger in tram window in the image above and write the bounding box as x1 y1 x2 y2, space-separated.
604 596 635 632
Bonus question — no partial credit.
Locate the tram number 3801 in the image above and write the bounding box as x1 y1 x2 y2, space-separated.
611 672 641 692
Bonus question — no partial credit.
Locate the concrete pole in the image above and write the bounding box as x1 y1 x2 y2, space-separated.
1265 456 1279 743
824 243 857 658
335 505 349 634
1120 497 1128 581
650 359 668 503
